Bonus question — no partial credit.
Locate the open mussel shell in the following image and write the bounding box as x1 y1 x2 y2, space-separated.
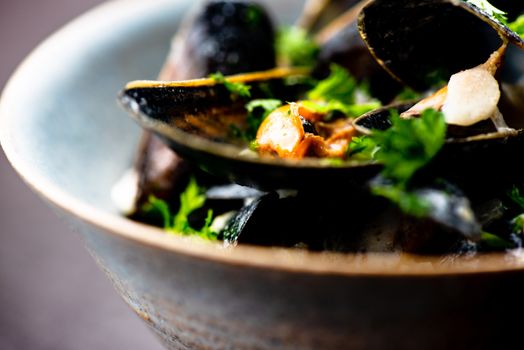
313 6 402 102
358 0 524 90
120 68 381 191
354 104 524 194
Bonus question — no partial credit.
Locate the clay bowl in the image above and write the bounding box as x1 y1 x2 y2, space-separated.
2 0 524 349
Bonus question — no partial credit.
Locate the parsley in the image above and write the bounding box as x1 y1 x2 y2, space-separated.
305 64 382 118
373 109 447 185
246 99 282 115
308 64 358 103
301 100 381 119
355 109 447 217
509 185 524 210
466 0 507 24
141 178 217 240
509 15 524 38
480 231 513 249
210 72 251 98
371 183 431 217
508 185 524 234
348 109 447 175
245 98 282 139
394 87 422 102
512 215 524 234
276 26 319 67
231 99 282 141
347 136 379 160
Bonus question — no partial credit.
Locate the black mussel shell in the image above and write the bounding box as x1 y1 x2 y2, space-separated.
315 17 403 103
354 104 524 194
132 0 278 212
120 68 381 191
358 0 524 90
183 0 276 76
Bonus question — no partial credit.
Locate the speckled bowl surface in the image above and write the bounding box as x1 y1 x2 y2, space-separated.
2 0 524 349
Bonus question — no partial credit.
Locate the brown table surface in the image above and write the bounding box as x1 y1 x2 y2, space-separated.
0 1 164 349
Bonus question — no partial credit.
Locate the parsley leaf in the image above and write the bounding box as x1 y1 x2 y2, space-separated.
509 185 524 210
466 0 508 24
210 72 251 98
276 26 319 67
509 15 524 38
394 87 423 102
305 64 382 118
300 100 381 119
371 182 431 217
480 231 513 249
358 109 447 217
308 64 358 103
373 109 447 185
347 136 379 160
243 99 282 140
143 196 171 229
246 99 282 114
512 215 524 233
508 185 524 234
141 178 217 240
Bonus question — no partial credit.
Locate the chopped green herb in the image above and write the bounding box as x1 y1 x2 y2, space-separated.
142 196 171 229
233 99 282 141
365 109 447 217
249 140 260 151
348 109 446 177
394 87 423 102
210 72 251 98
480 231 513 249
508 185 524 210
373 109 447 185
323 158 345 167
509 15 524 38
305 65 381 118
246 99 282 114
371 183 430 217
308 64 358 104
347 136 379 160
465 0 507 24
512 215 524 234
507 185 524 234
141 178 217 240
276 26 319 67
199 209 217 240
301 100 381 119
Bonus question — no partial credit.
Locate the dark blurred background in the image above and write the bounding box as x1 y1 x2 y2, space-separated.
0 1 163 349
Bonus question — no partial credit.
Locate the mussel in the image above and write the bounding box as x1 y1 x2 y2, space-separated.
358 0 524 90
355 0 524 193
118 0 278 216
296 0 403 102
119 67 381 191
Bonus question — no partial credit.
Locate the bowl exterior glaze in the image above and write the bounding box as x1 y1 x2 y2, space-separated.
62 210 524 349
1 0 524 349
